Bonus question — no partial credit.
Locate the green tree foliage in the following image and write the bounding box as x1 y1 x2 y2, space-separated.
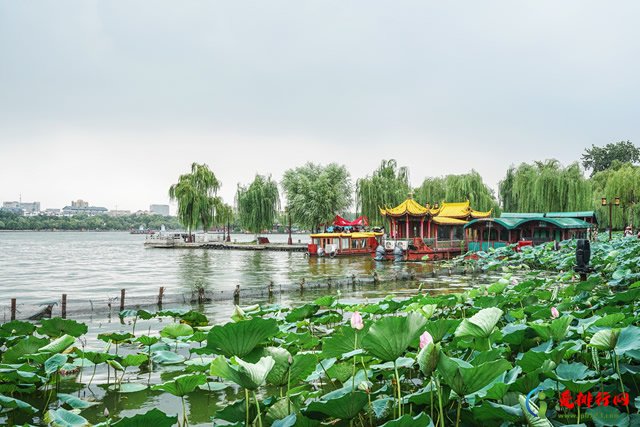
281 163 352 232
168 163 221 234
581 140 640 177
235 175 280 235
592 163 640 229
355 159 410 226
498 160 592 213
0 212 182 231
415 170 499 212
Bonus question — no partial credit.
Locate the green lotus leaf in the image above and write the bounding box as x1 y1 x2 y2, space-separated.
380 413 434 427
266 397 299 425
38 318 88 338
2 336 49 363
44 407 90 427
108 383 148 393
39 334 76 354
589 328 619 351
290 353 318 384
437 352 511 396
0 320 36 337
57 393 98 409
45 353 68 375
0 393 37 414
151 350 185 365
303 390 368 421
615 325 640 356
271 413 297 427
263 346 292 386
322 326 364 358
121 353 148 368
455 307 503 339
97 332 134 344
209 355 275 390
197 382 229 392
313 295 335 307
135 335 160 347
151 373 207 396
362 313 427 361
285 304 319 322
471 401 523 423
112 408 177 427
179 310 209 327
586 405 630 427
206 317 279 357
160 323 194 339
73 349 116 365
424 319 460 343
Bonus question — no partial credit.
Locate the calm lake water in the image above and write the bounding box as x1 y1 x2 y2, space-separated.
0 231 501 321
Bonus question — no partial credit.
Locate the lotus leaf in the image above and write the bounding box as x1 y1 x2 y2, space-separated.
209 355 275 390
151 373 207 396
44 407 90 427
380 413 434 427
206 317 279 357
303 391 368 421
111 408 178 427
38 318 88 338
455 307 503 339
362 313 427 361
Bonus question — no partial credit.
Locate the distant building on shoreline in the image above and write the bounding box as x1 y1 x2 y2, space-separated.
62 200 108 216
150 204 170 216
2 201 41 213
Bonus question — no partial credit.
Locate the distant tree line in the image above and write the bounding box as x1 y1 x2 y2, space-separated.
0 212 182 231
170 141 640 235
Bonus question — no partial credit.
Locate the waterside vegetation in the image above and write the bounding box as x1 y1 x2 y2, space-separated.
2 237 640 426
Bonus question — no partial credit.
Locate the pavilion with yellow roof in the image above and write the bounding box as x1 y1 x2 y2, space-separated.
379 196 492 242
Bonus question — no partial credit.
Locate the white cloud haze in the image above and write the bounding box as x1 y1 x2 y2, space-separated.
1 1 638 211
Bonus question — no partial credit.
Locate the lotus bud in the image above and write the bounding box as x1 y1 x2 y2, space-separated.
103 407 110 418
551 307 560 319
510 277 518 286
288 354 293 365
419 331 433 349
350 311 364 330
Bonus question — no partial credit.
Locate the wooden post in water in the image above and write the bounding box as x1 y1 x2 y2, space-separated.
10 298 16 321
61 294 67 318
120 289 125 312
198 287 205 304
158 287 164 306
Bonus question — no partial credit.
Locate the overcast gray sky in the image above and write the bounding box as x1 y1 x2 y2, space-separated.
1 1 638 212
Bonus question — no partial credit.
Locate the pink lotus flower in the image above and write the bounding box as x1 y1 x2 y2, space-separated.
419 331 434 349
351 311 364 330
551 307 560 319
511 278 518 286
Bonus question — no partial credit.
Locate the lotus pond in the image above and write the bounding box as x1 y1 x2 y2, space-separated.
2 238 640 426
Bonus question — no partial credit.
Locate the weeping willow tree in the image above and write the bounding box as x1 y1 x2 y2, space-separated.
235 175 280 236
356 159 410 226
592 162 640 230
168 163 221 236
282 163 352 232
498 160 592 213
415 171 499 212
215 202 234 240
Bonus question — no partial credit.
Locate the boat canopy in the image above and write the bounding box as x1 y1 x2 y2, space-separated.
333 215 369 227
464 217 592 230
310 231 383 239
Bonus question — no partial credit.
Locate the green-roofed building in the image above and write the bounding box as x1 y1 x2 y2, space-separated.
464 212 593 252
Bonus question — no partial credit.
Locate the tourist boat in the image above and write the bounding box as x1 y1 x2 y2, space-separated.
465 212 595 251
375 197 492 261
130 225 155 235
307 215 383 257
308 231 383 257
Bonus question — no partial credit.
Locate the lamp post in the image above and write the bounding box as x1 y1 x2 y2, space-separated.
287 208 292 245
601 197 621 241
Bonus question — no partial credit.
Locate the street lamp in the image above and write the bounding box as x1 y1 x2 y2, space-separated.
287 207 292 245
601 197 620 241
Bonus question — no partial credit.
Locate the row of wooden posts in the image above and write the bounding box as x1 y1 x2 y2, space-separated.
8 265 478 321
